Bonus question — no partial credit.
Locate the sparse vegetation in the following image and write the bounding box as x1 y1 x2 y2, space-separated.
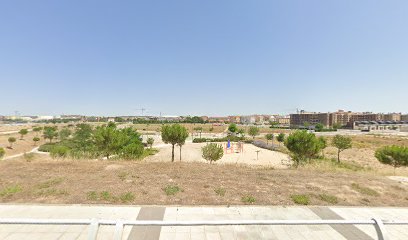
119 192 135 203
163 185 181 196
147 137 154 148
291 194 310 205
214 187 226 197
0 185 22 197
351 183 379 197
241 195 256 204
0 148 5 159
318 194 338 204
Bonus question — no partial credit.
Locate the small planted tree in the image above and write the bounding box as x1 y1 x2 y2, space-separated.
33 137 40 146
147 137 154 149
162 124 187 162
332 135 352 163
19 129 28 139
8 137 16 149
193 127 203 138
277 133 285 146
266 133 274 145
202 143 224 164
248 126 260 139
375 145 408 174
284 130 321 167
177 126 189 161
0 147 5 159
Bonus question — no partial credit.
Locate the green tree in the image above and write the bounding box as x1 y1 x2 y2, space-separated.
59 128 72 141
202 143 224 164
269 121 279 129
248 126 260 139
162 124 187 162
332 135 352 163
317 136 327 157
33 137 40 146
8 137 16 149
284 130 321 167
43 126 58 143
93 124 123 159
33 127 43 136
0 148 5 159
147 137 154 149
193 127 203 138
177 126 189 161
332 123 342 130
266 133 274 145
228 123 238 134
315 123 324 132
19 129 28 139
277 133 285 146
72 124 94 153
375 145 408 174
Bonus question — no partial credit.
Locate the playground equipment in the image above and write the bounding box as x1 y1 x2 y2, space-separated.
224 140 244 154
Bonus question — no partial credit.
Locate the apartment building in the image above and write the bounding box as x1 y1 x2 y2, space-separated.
290 111 330 128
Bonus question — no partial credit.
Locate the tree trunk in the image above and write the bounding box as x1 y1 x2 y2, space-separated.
171 144 175 162
179 145 182 162
337 150 340 163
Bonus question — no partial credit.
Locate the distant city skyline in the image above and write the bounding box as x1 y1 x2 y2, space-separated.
1 1 407 116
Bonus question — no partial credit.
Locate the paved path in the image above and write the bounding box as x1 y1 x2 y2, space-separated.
0 205 407 239
2 146 49 160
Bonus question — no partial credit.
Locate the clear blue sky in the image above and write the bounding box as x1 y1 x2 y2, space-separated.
0 0 407 116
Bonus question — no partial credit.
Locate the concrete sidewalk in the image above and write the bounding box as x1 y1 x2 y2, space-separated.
0 204 407 239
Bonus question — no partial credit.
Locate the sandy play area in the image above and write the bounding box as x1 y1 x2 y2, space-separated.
145 141 291 169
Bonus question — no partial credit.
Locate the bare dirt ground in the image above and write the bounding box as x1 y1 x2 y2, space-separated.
0 154 407 206
146 142 290 169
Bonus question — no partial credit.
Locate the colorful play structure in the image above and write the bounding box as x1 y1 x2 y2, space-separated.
224 140 244 154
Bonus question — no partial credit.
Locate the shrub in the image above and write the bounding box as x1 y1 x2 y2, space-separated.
121 143 144 160
202 143 224 163
163 185 181 196
119 192 135 203
375 145 408 173
241 195 256 204
214 187 226 197
50 145 70 158
291 194 310 205
38 143 57 152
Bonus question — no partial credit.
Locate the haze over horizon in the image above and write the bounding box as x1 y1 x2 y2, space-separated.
1 1 407 116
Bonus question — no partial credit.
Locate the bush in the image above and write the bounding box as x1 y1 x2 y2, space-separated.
285 130 321 166
193 136 245 143
291 194 310 205
241 195 256 204
50 145 70 158
163 185 181 196
202 143 224 163
38 143 57 152
375 145 408 173
120 143 144 160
